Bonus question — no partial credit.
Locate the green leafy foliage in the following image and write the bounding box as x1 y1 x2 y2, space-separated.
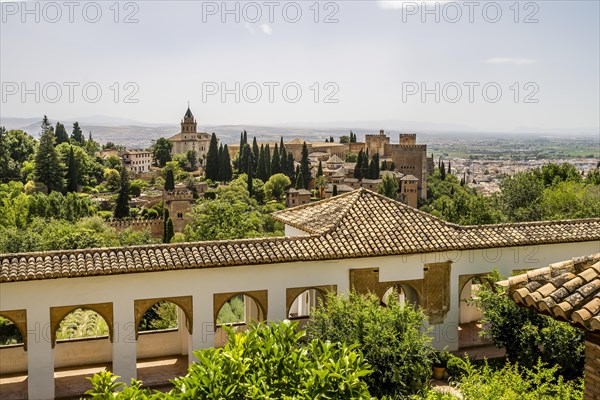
56 308 109 340
87 321 374 399
307 291 435 399
0 316 23 345
216 295 245 324
138 301 178 332
474 270 584 379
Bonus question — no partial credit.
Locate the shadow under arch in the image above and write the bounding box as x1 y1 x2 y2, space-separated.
0 309 27 350
134 296 193 339
380 283 421 308
50 303 113 348
286 285 337 318
213 290 268 331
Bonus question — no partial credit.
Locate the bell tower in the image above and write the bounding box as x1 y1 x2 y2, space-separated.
180 104 197 134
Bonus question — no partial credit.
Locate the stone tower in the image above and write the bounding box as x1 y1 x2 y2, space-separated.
164 187 195 233
399 174 419 208
365 129 391 157
181 106 197 133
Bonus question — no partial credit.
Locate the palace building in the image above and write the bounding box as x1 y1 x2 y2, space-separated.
168 107 211 167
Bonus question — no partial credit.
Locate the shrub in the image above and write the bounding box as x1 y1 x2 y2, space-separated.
307 291 435 399
87 321 373 399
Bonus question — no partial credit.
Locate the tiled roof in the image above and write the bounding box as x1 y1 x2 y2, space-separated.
506 254 600 331
1 189 599 283
326 155 344 164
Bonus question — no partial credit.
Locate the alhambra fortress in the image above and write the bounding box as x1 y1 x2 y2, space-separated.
1 109 600 399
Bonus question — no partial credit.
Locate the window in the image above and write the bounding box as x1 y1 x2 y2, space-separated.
177 213 183 219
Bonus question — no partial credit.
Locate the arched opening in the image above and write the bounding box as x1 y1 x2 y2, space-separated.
458 275 491 348
53 308 111 397
0 314 27 399
381 284 419 308
214 295 264 347
287 289 325 331
135 300 190 386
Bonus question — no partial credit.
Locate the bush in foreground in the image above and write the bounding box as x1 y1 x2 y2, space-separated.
86 320 373 399
307 291 435 399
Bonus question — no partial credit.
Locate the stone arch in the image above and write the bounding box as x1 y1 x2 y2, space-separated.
381 283 421 308
458 273 493 302
50 303 113 348
134 296 193 339
0 309 27 350
286 285 337 318
213 290 268 331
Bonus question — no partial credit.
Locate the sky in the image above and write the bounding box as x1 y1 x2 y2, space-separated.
1 0 599 132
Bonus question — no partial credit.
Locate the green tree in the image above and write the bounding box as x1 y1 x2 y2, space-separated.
205 132 220 181
295 170 304 190
164 168 175 191
185 150 198 171
369 154 380 179
0 127 11 182
71 121 85 145
332 184 338 196
152 138 173 167
340 135 350 144
286 151 295 181
162 208 170 243
264 173 291 201
247 156 254 195
219 144 233 182
378 174 399 199
113 168 130 219
271 143 281 175
66 146 78 193
252 137 259 174
440 161 446 180
354 150 364 179
498 173 544 222
34 116 63 193
54 122 69 145
300 142 311 189
165 217 174 243
308 291 435 398
317 160 323 177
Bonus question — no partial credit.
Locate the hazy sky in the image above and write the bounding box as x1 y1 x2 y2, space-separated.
1 0 599 132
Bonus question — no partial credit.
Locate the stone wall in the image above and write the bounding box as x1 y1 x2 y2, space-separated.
585 333 600 400
107 218 164 238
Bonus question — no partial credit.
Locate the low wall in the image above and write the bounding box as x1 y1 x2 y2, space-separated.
0 329 185 375
107 218 164 238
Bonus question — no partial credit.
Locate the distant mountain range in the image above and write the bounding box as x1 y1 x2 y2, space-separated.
1 116 598 149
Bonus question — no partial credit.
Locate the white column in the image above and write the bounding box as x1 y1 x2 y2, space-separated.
27 306 54 400
188 293 214 363
112 300 137 382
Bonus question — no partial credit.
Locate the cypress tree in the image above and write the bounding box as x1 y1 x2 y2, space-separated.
382 160 388 171
440 161 447 180
71 121 84 145
205 132 219 181
300 142 311 189
165 168 175 191
114 168 130 219
244 131 248 146
317 161 323 177
361 154 370 179
271 143 281 175
240 144 251 176
330 136 334 143
354 150 364 179
265 144 271 179
66 146 78 193
286 152 295 181
256 145 266 181
370 154 380 179
332 184 338 196
165 217 174 243
448 160 452 175
295 170 304 190
221 144 233 182
247 154 253 195
390 162 395 171
34 115 63 193
252 137 259 175
162 208 170 243
55 122 69 144
279 137 285 158
218 143 224 180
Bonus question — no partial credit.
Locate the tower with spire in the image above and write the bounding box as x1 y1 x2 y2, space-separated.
168 105 211 167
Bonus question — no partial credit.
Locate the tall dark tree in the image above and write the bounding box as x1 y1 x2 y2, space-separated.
300 142 311 189
295 170 304 190
317 161 323 177
55 122 69 144
66 146 78 193
390 162 395 171
205 132 220 181
152 138 173 167
440 161 447 181
165 168 175 191
247 155 254 195
286 152 295 181
186 150 198 170
71 121 84 145
354 150 364 179
265 144 272 178
0 127 10 182
114 168 130 219
162 208 170 243
240 144 251 176
165 217 174 243
447 160 452 175
332 184 338 196
279 137 285 159
34 116 63 193
361 154 370 179
382 160 388 171
369 154 380 179
256 145 267 182
271 143 281 175
252 137 259 175
220 144 233 182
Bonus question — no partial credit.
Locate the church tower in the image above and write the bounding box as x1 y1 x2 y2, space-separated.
180 106 197 134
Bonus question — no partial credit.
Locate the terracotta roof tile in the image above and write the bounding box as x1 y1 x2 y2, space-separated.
1 189 599 283
507 254 600 331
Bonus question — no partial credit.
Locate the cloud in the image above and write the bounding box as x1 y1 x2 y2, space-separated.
484 57 538 65
377 1 450 9
260 24 273 35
